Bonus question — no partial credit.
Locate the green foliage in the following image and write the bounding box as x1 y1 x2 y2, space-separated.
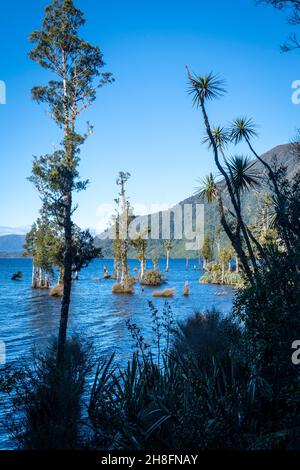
200 270 243 287
8 337 92 449
29 0 113 361
186 69 226 104
164 240 173 252
201 234 213 263
217 243 233 266
24 219 101 274
71 226 102 272
173 309 242 372
199 173 218 203
87 305 294 450
130 235 147 261
227 155 261 194
23 219 59 273
29 0 113 128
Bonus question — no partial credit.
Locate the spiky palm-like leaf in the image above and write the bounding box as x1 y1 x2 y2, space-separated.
187 71 226 106
198 173 219 202
164 240 173 251
203 126 231 149
230 117 258 144
227 155 261 193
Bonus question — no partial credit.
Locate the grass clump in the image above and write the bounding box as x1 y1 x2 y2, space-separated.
141 270 165 286
152 288 175 298
50 284 64 297
112 277 135 294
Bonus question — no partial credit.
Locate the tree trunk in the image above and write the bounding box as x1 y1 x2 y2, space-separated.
140 259 145 280
32 264 36 288
58 266 64 285
121 241 127 283
166 250 169 272
57 195 72 366
38 268 43 288
197 91 258 276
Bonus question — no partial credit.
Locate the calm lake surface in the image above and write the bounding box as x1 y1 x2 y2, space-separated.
0 257 234 449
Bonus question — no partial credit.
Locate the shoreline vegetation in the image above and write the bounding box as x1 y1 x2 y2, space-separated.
2 0 300 453
200 262 244 288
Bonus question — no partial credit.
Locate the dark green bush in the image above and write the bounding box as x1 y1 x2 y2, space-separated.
8 337 92 450
87 306 276 450
172 309 243 373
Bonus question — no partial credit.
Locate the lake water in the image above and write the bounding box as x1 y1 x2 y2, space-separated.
0 257 234 449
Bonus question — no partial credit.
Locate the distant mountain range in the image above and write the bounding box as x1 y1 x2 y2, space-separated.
0 234 26 258
95 143 300 258
1 144 299 259
0 226 29 236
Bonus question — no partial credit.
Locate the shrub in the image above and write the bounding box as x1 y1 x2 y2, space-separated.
87 305 271 450
172 309 243 373
234 251 300 388
141 270 165 286
200 271 243 287
8 337 92 450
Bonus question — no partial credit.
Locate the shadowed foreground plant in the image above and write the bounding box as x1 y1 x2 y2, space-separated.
8 337 92 450
87 306 290 450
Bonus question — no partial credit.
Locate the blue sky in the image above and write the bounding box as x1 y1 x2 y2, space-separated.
0 0 299 233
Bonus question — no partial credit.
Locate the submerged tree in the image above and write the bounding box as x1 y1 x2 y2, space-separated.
131 231 148 280
24 217 102 289
164 240 173 272
112 211 121 282
29 0 113 364
201 233 213 268
116 172 131 283
23 219 58 288
217 243 233 284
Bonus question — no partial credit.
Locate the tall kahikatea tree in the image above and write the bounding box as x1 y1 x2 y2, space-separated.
29 0 113 364
116 172 131 283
